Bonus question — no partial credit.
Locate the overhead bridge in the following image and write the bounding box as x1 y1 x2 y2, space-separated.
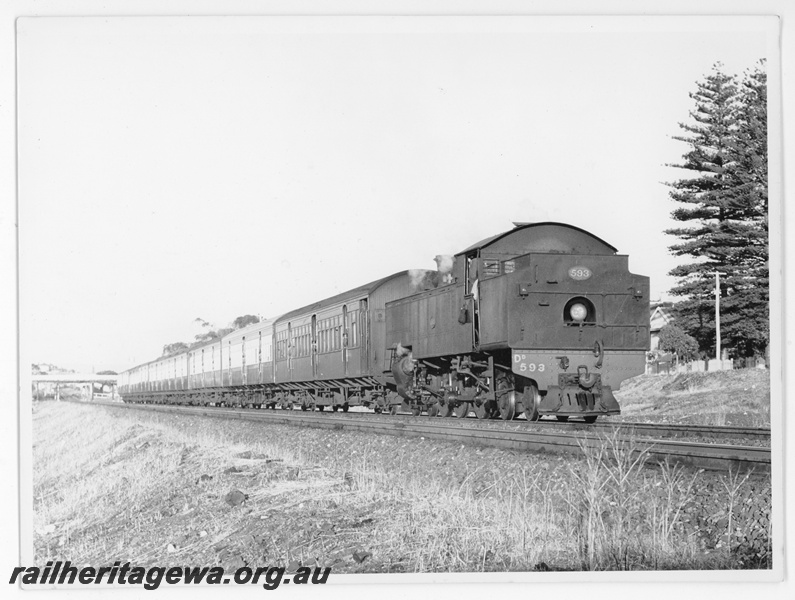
31 374 118 402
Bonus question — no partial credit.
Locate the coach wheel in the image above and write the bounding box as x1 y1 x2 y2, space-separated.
521 382 541 422
454 402 470 419
342 403 349 413
301 404 308 411
389 404 399 416
317 405 324 412
583 415 598 424
556 415 569 422
332 405 339 412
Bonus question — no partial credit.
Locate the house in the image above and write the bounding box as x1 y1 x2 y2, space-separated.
649 301 675 351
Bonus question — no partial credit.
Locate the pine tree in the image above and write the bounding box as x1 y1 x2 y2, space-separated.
721 61 768 357
665 62 768 358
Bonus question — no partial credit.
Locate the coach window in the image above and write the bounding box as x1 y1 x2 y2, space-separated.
350 311 358 347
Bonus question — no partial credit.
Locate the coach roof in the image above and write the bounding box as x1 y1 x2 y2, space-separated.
274 271 411 325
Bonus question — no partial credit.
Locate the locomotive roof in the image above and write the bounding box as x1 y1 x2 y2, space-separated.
274 271 412 325
456 221 618 256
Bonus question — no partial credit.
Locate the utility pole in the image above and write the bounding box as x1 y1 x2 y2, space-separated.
715 271 721 362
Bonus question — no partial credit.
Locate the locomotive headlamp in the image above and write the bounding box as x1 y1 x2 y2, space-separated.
569 303 588 322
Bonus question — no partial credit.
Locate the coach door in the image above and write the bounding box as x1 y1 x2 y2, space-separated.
342 305 350 376
359 299 368 373
287 322 293 381
311 315 318 378
257 331 263 384
343 300 365 376
241 336 247 386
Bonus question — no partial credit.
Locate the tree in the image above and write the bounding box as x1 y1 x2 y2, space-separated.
162 342 189 357
665 62 768 358
232 314 260 330
192 328 234 346
657 324 699 364
160 314 264 358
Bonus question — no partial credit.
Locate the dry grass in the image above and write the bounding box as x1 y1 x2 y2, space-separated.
32 401 771 572
614 368 771 428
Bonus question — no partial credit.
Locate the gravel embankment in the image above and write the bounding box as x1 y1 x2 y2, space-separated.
33 401 773 573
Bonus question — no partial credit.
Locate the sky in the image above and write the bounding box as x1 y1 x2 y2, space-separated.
16 16 774 373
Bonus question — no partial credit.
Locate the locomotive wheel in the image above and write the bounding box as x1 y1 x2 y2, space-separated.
427 404 439 417
556 415 569 422
583 415 598 424
454 402 470 419
498 393 516 420
496 376 516 421
473 401 491 419
440 402 455 418
389 404 399 416
521 382 541 422
411 406 421 416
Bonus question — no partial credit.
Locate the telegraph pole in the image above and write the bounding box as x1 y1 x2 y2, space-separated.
715 271 721 362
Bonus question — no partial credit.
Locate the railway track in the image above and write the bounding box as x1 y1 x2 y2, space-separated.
243 406 771 444
569 420 769 443
86 400 771 473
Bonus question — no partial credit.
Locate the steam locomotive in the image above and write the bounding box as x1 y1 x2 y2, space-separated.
119 222 650 422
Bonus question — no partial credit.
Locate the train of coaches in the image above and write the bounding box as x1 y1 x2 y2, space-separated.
119 222 650 423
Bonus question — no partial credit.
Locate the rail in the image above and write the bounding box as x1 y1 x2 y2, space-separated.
83 401 771 473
